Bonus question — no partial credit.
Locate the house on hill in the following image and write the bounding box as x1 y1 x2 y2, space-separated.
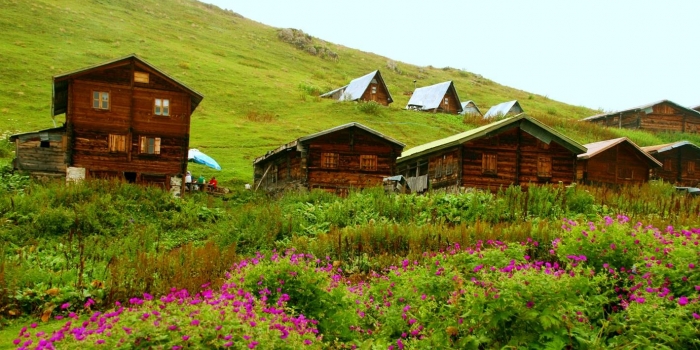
641 141 700 187
320 70 393 106
396 114 586 193
459 100 482 117
10 54 203 195
693 105 700 113
576 137 661 186
406 81 462 114
484 100 524 119
581 100 700 134
253 122 405 195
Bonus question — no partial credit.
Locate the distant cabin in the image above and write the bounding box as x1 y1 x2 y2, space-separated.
576 137 661 186
406 81 462 114
693 105 700 113
253 122 405 195
483 100 524 119
581 100 700 134
396 114 586 193
10 54 203 195
320 70 393 106
459 100 482 117
641 141 700 187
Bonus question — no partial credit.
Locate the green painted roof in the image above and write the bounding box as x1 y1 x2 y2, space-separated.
398 114 587 163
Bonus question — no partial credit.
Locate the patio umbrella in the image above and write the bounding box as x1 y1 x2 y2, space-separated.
188 148 222 171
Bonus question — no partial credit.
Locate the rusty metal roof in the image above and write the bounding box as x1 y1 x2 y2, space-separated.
398 114 586 163
406 81 462 112
320 70 393 103
578 137 661 167
581 100 700 122
484 100 523 118
52 54 204 116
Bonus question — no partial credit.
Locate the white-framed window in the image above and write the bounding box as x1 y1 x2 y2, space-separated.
92 91 110 110
139 136 161 155
155 99 170 116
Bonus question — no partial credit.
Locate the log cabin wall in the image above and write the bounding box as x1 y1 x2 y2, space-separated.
578 144 652 185
587 102 700 134
426 148 461 191
304 127 402 193
13 130 67 175
650 147 700 187
66 61 193 187
437 88 460 114
360 81 390 106
254 150 304 191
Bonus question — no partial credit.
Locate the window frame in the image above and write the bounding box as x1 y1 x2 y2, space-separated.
434 157 443 178
537 156 552 178
359 155 378 171
108 134 127 153
444 155 454 176
618 167 633 180
663 158 673 171
482 153 497 175
139 136 161 155
92 91 110 110
688 161 696 175
154 98 170 116
321 152 339 169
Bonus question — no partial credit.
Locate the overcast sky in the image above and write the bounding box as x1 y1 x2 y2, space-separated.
204 0 700 112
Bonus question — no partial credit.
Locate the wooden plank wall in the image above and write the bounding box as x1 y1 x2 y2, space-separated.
254 151 304 191
587 102 700 134
16 140 66 173
650 147 700 187
578 144 652 185
360 82 390 106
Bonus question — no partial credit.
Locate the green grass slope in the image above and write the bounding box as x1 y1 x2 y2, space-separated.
1 0 698 183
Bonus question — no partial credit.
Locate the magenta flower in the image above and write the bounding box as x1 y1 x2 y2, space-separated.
304 339 313 345
248 341 259 349
678 296 689 306
190 319 200 326
96 339 105 344
693 313 700 319
182 335 190 341
61 303 70 310
526 301 534 308
689 263 695 269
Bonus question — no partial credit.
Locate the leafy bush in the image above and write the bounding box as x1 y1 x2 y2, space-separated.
354 100 382 116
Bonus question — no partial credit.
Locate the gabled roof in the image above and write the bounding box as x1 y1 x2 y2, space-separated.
459 100 482 116
581 99 700 122
399 114 586 162
578 137 661 167
320 70 393 103
484 100 523 118
253 122 405 165
9 126 66 142
52 54 204 116
641 141 700 155
406 81 462 112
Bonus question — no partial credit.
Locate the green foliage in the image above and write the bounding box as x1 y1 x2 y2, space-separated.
354 100 383 116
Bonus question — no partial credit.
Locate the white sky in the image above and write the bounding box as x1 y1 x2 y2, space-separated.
204 0 700 112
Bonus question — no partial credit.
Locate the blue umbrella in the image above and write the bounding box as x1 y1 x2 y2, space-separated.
188 148 222 171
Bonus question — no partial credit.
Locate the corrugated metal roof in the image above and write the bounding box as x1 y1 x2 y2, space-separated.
459 100 482 116
320 71 393 103
52 54 204 116
253 122 405 165
398 114 586 162
581 99 700 121
578 137 661 167
483 100 523 118
405 81 461 112
641 141 700 154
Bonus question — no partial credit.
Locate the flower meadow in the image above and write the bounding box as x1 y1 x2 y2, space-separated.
9 216 700 349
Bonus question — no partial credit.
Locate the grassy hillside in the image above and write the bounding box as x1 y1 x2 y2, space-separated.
1 0 698 183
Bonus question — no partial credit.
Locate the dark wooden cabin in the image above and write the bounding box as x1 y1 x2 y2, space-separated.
406 81 462 114
641 141 700 187
253 123 405 194
396 114 586 193
576 137 661 186
9 126 67 178
483 100 524 119
28 54 203 194
581 100 700 134
320 70 393 106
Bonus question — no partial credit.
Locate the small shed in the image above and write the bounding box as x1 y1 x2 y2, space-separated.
406 81 462 114
320 70 393 106
576 137 661 186
581 100 700 134
459 100 482 116
396 114 586 192
9 126 67 177
253 122 405 194
641 141 700 187
483 100 524 119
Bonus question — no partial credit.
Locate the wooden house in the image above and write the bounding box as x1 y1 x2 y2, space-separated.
320 70 393 106
253 122 405 194
576 137 661 186
9 126 67 177
406 81 462 114
581 100 700 134
459 100 482 117
11 54 204 194
693 105 700 113
396 114 586 192
484 100 524 119
641 141 700 187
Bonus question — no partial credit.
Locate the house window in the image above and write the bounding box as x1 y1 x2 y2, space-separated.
445 155 454 175
618 168 633 180
134 71 150 83
371 86 377 94
267 164 278 185
155 99 170 116
444 97 449 105
538 156 552 178
40 141 50 148
139 136 161 155
360 155 377 171
688 161 696 175
92 91 109 110
663 158 673 171
321 152 338 169
482 153 497 175
108 134 127 153
435 158 443 178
